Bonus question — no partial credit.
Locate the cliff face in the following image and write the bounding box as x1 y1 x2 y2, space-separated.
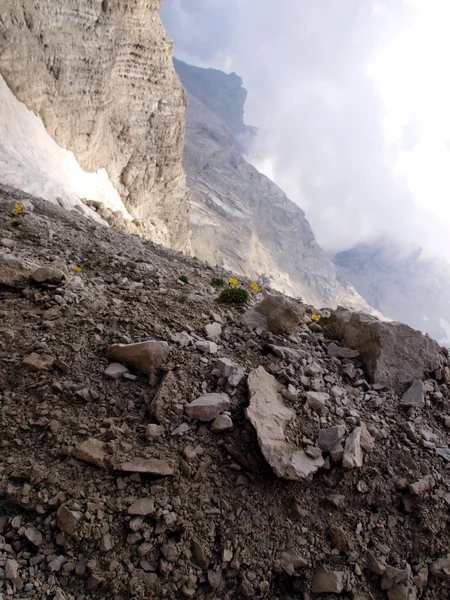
0 0 190 251
176 60 375 311
334 239 450 344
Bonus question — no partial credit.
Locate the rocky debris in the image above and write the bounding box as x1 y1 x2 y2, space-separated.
399 379 425 408
215 357 245 387
430 557 450 580
0 251 37 287
327 341 360 359
104 362 130 379
73 437 108 468
195 340 218 354
128 498 154 516
246 366 324 480
318 424 346 452
56 505 82 535
321 307 443 392
210 413 233 432
409 474 436 495
205 322 221 342
242 294 304 334
5 558 19 581
106 340 169 376
185 393 230 421
343 426 364 469
0 189 449 600
22 352 55 371
31 265 65 284
311 566 345 594
306 391 329 414
119 458 175 476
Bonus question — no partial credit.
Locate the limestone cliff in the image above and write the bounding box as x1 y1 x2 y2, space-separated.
176 60 376 311
0 0 190 251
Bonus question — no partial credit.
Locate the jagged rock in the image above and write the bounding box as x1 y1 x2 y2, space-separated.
22 352 55 371
306 391 329 414
318 425 346 452
409 475 436 495
171 331 193 347
128 498 155 516
269 345 305 361
246 366 324 480
195 340 218 354
24 526 43 546
366 551 386 574
5 558 18 581
281 550 308 575
327 341 359 359
387 584 418 600
242 294 304 335
430 557 450 580
360 421 375 452
107 341 169 375
343 426 364 469
205 322 221 342
73 437 107 468
146 424 165 440
216 357 245 387
104 362 129 379
31 266 65 284
321 307 443 392
329 526 348 551
311 566 345 594
120 458 175 476
0 252 37 287
382 565 411 590
436 447 450 462
399 380 425 408
207 569 222 590
56 505 82 535
211 413 233 432
149 370 184 426
185 393 230 421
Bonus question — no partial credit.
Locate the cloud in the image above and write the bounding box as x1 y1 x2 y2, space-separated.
161 0 450 260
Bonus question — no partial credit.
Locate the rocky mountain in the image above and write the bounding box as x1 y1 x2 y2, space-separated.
0 0 190 251
334 238 450 345
1 185 449 599
174 59 377 312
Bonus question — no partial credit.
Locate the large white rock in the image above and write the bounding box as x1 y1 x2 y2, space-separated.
246 366 324 481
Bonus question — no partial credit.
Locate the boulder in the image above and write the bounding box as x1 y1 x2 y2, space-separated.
0 251 38 288
342 426 364 469
246 366 324 480
327 341 359 359
317 425 346 452
106 340 169 376
56 505 82 535
399 379 425 408
185 393 230 422
321 307 443 392
311 566 345 594
73 437 107 467
31 266 65 284
242 294 304 335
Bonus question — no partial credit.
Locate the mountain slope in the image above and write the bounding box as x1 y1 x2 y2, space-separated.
334 238 450 344
175 59 377 311
0 0 190 251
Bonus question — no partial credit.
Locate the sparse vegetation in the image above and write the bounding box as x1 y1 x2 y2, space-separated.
219 287 250 306
178 295 188 303
179 274 189 284
210 277 226 289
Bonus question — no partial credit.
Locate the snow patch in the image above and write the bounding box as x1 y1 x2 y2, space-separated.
0 74 131 223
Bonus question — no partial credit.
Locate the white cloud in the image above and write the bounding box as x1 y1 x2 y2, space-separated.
161 0 450 260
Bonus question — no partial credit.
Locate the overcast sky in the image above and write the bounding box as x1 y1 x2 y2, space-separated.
161 0 450 260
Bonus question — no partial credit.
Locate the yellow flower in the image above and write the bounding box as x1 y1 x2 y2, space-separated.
311 313 320 321
250 282 261 292
73 265 82 273
14 203 23 214
228 277 239 286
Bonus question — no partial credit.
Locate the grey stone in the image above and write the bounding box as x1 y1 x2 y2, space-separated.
195 340 218 354
0 251 38 287
104 362 129 379
211 413 233 432
107 340 169 375
400 380 425 408
186 393 230 421
128 498 154 516
242 294 304 335
31 266 65 284
317 425 346 452
327 341 359 359
343 426 364 469
430 557 450 580
120 458 175 476
311 566 345 594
